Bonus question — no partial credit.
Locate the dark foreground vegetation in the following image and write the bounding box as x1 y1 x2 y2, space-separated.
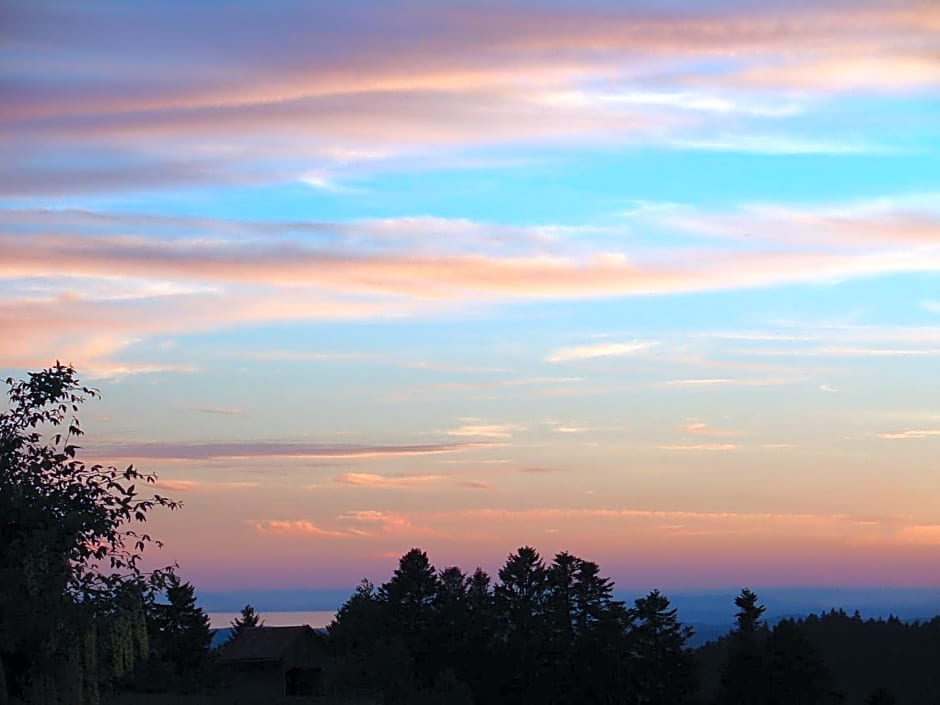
2 365 939 705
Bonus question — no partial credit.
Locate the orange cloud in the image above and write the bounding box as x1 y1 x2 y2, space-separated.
2 198 939 373
895 525 940 545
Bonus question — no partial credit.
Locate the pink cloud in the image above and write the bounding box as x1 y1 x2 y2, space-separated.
250 520 349 538
332 472 447 488
3 2 936 199
86 440 488 462
677 422 737 437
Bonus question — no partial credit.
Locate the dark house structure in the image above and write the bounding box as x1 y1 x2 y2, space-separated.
218 625 325 697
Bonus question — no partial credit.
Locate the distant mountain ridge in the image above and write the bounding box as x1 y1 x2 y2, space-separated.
198 586 940 627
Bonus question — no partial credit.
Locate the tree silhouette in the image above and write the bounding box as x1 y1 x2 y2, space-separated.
149 574 211 680
628 590 696 705
495 546 549 704
734 587 767 634
716 588 770 705
226 604 264 645
0 364 179 704
765 618 840 704
379 548 440 689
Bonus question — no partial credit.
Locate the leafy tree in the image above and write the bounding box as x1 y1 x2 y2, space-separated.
0 364 178 704
628 590 696 705
226 604 264 645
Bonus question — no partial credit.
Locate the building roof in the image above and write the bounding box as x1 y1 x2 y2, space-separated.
218 625 314 662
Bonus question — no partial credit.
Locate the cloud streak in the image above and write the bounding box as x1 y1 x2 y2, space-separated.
3 1 937 195
332 472 447 488
86 440 491 462
547 340 659 363
876 430 940 440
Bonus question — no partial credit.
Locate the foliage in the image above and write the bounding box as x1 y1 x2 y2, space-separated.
225 604 264 646
0 364 180 704
628 590 696 705
149 575 211 676
326 546 691 705
715 588 770 705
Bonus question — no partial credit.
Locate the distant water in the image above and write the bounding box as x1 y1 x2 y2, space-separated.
208 610 335 629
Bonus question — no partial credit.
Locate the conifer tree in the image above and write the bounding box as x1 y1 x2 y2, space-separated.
149 574 211 679
716 588 770 705
766 619 840 705
379 549 440 688
226 604 264 645
629 590 696 705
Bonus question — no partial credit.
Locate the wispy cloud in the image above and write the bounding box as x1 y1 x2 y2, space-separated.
154 479 259 493
185 405 247 416
551 425 590 434
446 422 520 439
153 479 199 492
665 378 735 387
86 440 489 462
659 443 738 451
3 194 940 372
547 340 658 363
332 472 447 488
876 430 940 440
664 377 803 387
460 481 493 491
677 422 737 437
3 2 936 197
249 520 349 537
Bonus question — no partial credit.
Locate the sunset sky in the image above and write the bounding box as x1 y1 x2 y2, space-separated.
2 0 939 595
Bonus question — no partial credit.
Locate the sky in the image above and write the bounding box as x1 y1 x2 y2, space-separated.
2 0 939 596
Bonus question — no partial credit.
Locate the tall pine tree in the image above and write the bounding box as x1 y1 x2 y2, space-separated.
628 590 696 705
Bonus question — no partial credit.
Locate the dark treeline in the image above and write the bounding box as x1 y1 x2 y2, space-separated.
326 546 693 705
3 365 939 705
321 548 940 705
